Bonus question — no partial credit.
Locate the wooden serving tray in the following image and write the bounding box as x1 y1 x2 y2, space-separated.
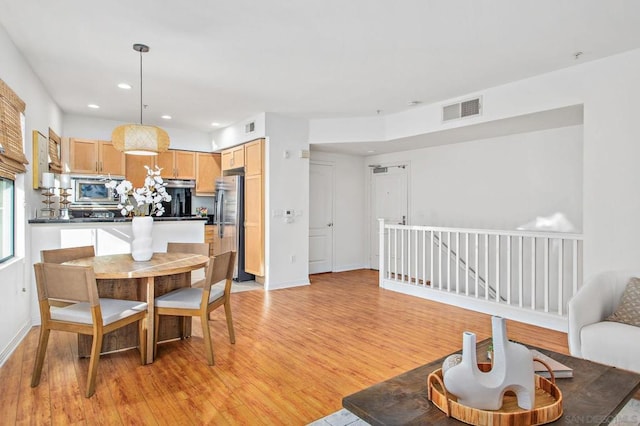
427 362 563 426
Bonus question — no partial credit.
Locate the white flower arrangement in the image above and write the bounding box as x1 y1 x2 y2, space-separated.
106 166 172 217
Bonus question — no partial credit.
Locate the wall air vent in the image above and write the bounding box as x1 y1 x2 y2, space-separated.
442 97 482 122
245 121 255 133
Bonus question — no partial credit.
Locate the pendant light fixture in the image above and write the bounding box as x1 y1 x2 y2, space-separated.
112 43 170 155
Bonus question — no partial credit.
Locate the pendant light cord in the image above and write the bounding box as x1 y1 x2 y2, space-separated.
139 49 143 125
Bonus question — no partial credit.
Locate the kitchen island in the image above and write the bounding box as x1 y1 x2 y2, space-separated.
28 216 207 326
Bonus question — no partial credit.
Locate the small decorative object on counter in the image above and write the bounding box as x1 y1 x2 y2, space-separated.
58 173 71 220
40 172 55 218
442 316 535 410
106 166 172 261
196 207 208 217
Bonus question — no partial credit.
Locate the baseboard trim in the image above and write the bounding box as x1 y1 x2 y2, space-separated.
332 263 368 273
0 320 32 368
267 279 310 291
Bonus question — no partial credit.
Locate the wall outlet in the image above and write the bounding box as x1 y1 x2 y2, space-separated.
290 255 296 263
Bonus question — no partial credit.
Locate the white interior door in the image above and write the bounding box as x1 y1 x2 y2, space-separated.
309 162 334 274
371 165 408 269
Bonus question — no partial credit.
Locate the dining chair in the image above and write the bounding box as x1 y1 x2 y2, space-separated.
154 251 236 365
166 242 210 288
41 245 95 263
32 262 148 397
41 245 96 308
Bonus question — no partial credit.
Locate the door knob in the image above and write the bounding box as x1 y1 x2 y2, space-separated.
327 222 333 227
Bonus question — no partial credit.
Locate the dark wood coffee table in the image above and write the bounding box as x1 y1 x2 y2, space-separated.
343 340 640 425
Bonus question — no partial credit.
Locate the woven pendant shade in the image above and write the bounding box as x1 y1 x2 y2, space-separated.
113 43 170 156
112 124 169 156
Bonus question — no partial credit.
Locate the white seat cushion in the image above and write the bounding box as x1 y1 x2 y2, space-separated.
581 321 640 373
51 298 147 325
154 287 224 310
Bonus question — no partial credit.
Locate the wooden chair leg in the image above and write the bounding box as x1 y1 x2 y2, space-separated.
31 326 50 387
201 312 214 366
86 332 104 398
138 318 147 365
224 300 236 344
154 312 160 359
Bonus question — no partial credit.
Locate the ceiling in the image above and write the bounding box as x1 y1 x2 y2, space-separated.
1 0 639 135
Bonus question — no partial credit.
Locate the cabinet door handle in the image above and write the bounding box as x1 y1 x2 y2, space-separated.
95 162 98 171
100 161 103 172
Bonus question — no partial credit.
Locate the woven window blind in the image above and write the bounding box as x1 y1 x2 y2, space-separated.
0 78 28 180
48 128 62 173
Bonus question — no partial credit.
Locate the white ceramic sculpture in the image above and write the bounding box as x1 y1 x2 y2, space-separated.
442 316 535 410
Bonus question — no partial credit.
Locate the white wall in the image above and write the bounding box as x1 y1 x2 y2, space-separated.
312 48 640 278
264 113 310 289
64 114 212 152
0 24 63 366
310 151 367 271
210 112 266 151
367 125 583 232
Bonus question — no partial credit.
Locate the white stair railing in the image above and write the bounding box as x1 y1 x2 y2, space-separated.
378 219 583 331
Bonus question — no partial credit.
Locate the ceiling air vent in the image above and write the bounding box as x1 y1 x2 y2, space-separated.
442 97 482 122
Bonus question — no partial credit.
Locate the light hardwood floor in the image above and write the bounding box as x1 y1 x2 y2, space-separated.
0 269 569 425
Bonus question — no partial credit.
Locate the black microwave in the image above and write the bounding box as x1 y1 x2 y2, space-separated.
72 178 121 204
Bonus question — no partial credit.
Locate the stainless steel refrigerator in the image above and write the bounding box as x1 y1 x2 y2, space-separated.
215 175 255 281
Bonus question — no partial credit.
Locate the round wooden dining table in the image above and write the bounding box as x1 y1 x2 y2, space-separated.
65 252 209 364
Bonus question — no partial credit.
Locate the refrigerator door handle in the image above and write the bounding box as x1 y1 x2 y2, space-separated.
217 191 224 238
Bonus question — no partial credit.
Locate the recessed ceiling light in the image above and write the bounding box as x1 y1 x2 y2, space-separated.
211 122 220 127
118 83 132 90
161 115 172 120
367 150 376 153
88 104 100 109
408 100 421 106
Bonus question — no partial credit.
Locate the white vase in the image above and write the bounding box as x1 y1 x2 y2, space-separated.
131 216 154 261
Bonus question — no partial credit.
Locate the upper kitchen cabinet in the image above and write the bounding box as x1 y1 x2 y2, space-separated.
125 155 156 188
221 145 245 171
68 138 125 176
195 152 221 196
244 138 264 176
156 150 196 179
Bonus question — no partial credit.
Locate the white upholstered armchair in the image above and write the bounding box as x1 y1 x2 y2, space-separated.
567 270 640 373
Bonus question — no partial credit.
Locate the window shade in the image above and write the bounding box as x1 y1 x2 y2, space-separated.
0 79 28 180
48 128 62 173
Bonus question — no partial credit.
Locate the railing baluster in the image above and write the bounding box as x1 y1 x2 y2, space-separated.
544 237 549 313
388 227 391 279
438 231 442 290
422 230 426 286
484 234 489 300
394 228 398 281
558 239 564 315
495 235 500 303
401 228 405 282
506 236 511 305
572 239 578 295
518 236 523 308
430 231 434 287
475 233 479 298
456 232 460 294
447 232 451 292
531 237 536 310
465 233 469 296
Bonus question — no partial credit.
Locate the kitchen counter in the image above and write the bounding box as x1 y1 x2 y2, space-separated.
28 216 208 224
